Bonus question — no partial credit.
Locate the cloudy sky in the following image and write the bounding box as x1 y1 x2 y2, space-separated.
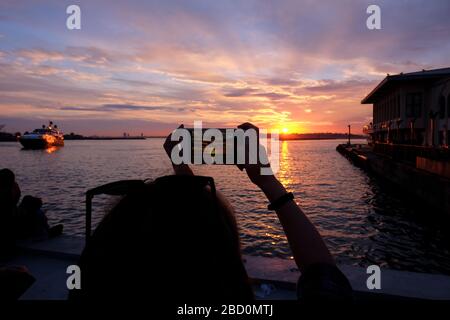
1 0 449 135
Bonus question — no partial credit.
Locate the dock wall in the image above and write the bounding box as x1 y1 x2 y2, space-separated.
417 157 450 179
337 144 450 216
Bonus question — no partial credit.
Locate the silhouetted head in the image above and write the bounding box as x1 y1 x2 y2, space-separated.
19 195 43 214
0 168 14 187
74 175 253 301
0 168 21 208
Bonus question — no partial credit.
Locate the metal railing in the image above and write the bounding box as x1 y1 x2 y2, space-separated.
85 180 145 244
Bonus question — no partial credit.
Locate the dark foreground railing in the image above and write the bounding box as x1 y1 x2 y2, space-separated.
85 180 145 244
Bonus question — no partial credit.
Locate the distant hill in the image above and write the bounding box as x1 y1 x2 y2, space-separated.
279 133 366 141
0 125 19 141
64 133 145 140
62 132 366 141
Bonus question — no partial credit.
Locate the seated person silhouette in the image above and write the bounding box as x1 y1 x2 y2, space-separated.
0 168 21 259
0 169 35 299
0 168 63 243
15 195 63 240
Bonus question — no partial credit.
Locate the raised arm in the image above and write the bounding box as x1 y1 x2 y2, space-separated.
257 175 334 271
163 124 194 176
237 123 334 273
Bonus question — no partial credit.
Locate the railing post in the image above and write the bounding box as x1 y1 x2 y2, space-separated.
348 124 351 146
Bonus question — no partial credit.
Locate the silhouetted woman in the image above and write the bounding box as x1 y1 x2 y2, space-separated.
0 168 21 259
71 123 351 301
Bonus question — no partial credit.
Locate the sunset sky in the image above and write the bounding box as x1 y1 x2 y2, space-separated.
1 0 449 135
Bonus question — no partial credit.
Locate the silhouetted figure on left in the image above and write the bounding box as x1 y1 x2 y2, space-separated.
0 169 36 299
0 168 63 249
0 168 20 260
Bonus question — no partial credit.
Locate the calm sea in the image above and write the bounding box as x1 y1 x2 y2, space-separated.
1 139 450 274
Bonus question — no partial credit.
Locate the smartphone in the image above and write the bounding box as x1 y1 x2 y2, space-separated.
184 128 261 165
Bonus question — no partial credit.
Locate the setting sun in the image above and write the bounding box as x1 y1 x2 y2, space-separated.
273 123 303 134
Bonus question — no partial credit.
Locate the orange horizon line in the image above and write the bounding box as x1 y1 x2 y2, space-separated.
61 131 365 137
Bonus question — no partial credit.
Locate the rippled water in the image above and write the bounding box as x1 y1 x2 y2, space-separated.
1 139 450 274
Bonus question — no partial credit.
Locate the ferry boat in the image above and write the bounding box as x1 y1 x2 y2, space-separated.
19 121 64 149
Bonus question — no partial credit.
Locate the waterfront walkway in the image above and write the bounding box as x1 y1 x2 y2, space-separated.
6 235 450 300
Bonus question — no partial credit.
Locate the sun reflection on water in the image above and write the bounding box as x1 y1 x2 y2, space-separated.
277 141 295 188
45 146 59 154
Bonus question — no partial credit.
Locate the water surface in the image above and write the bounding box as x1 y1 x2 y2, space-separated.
1 139 450 274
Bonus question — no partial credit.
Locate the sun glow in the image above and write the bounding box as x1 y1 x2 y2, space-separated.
273 123 302 134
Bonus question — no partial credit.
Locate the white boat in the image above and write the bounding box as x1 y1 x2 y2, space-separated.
19 121 64 149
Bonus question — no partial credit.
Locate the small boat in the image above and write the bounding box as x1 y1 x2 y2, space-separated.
20 121 64 149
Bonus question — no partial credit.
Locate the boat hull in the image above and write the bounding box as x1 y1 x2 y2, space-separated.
19 136 64 149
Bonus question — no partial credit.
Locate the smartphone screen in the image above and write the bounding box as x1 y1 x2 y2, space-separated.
185 128 260 165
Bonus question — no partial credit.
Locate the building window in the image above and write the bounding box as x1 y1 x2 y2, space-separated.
439 95 446 119
406 92 422 118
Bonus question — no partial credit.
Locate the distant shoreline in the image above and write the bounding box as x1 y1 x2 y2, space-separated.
279 136 366 141
64 136 146 140
1 136 367 142
1 132 366 142
143 136 367 141
64 133 367 141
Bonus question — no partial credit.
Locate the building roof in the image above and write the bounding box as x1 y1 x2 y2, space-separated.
361 67 450 104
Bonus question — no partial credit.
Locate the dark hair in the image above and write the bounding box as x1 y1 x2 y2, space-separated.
0 168 15 191
73 175 253 301
19 195 43 213
0 169 18 257
0 168 19 208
